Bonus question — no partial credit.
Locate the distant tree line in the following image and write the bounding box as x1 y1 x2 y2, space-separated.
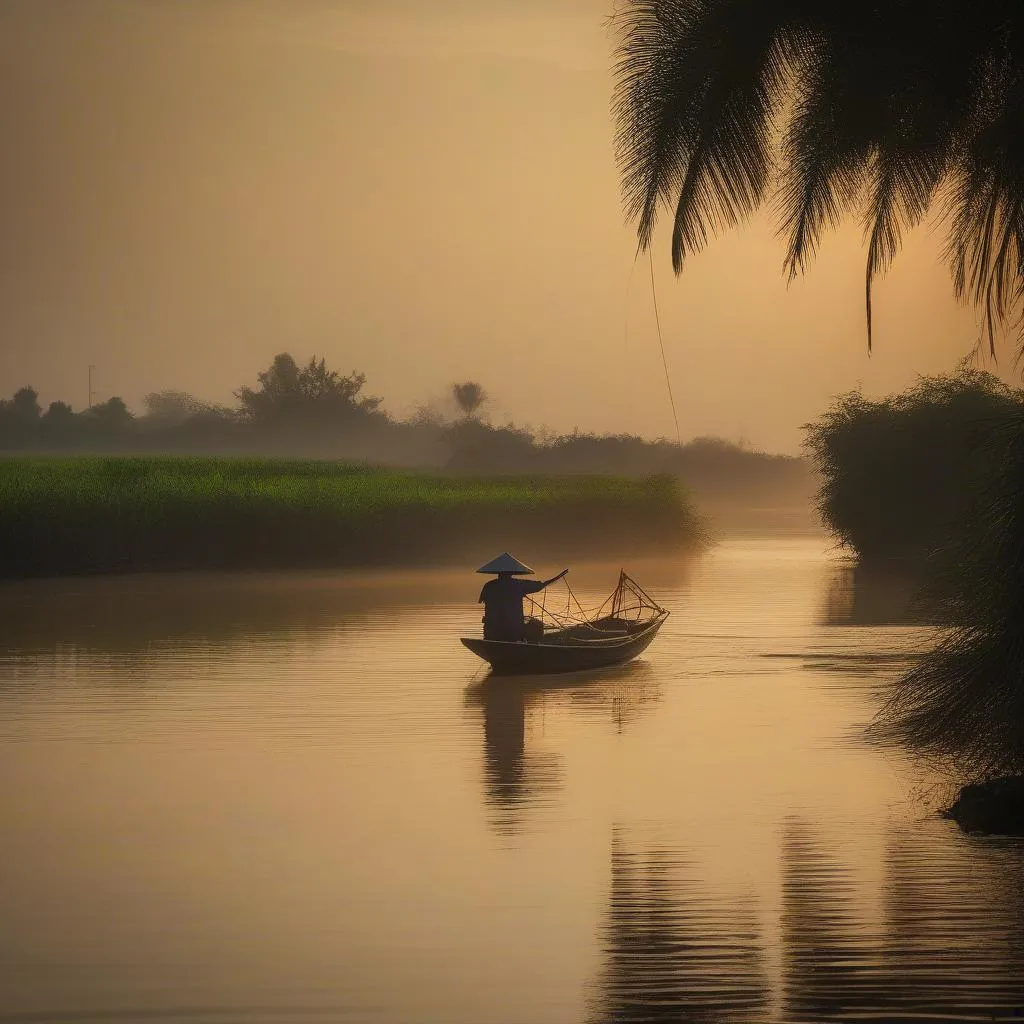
0 387 134 447
0 352 812 514
0 354 415 459
1 354 384 443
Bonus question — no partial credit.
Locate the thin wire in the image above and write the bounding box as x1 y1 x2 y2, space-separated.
648 248 682 445
624 251 639 357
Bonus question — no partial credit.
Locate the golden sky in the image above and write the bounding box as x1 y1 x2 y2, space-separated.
0 0 991 452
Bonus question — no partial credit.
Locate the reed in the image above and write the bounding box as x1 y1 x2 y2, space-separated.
872 413 1024 780
0 457 702 578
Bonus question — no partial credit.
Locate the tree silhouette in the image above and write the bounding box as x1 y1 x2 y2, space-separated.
236 353 381 425
143 390 224 423
452 381 487 420
39 401 76 443
613 0 1024 786
43 401 73 423
0 387 42 446
11 387 41 423
85 397 133 432
613 0 1024 348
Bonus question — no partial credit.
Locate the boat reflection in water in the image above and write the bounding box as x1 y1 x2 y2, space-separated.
464 662 662 835
588 824 1024 1023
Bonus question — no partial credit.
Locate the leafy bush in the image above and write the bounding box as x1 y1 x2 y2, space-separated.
804 365 1023 568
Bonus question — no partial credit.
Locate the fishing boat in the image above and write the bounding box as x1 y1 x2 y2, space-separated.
461 569 669 675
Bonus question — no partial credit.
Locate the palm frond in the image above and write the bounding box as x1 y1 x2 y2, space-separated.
613 0 803 266
613 0 710 252
863 148 949 349
613 0 1024 347
777 42 870 282
663 12 804 271
947 184 1024 356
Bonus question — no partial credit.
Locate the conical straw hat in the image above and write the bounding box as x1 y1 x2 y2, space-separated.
476 552 534 575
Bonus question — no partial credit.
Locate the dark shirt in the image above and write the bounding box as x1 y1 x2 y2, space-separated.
479 577 547 640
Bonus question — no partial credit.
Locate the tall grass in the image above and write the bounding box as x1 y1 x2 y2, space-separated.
873 414 1024 779
0 457 702 578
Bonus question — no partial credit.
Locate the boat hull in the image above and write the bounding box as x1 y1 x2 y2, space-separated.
460 615 667 676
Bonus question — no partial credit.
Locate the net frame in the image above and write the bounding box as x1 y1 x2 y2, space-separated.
525 570 666 636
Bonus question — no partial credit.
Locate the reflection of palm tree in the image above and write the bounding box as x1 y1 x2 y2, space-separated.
780 820 881 1019
591 822 1024 1022
589 830 769 1023
878 826 1024 1016
781 819 1024 1019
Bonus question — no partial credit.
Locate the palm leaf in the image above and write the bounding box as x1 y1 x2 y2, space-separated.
613 0 1024 346
613 0 804 266
863 147 949 349
776 43 870 283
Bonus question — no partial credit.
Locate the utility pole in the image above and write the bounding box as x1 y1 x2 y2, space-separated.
88 365 96 409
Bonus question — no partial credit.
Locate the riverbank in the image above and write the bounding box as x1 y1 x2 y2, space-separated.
943 776 1024 836
0 457 703 578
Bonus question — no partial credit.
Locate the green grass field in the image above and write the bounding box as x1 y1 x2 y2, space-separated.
0 457 702 577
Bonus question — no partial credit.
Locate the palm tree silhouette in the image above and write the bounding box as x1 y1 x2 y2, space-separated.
613 0 1024 779
613 0 1024 348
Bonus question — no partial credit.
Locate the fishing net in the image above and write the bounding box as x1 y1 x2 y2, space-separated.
525 570 666 637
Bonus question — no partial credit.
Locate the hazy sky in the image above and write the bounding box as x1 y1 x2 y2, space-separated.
0 0 996 452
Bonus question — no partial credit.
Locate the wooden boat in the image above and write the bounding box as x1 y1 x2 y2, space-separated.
461 570 669 676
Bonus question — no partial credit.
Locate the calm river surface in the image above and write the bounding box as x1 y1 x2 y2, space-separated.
1 537 1022 1023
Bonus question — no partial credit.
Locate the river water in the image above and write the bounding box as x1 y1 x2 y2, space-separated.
0 537 1021 1023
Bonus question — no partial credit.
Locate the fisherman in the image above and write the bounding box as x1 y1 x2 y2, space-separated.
477 553 568 642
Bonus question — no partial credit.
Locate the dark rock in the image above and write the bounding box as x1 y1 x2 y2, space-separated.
942 776 1024 836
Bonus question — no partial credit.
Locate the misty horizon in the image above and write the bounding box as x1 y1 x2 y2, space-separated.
0 0 1000 455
